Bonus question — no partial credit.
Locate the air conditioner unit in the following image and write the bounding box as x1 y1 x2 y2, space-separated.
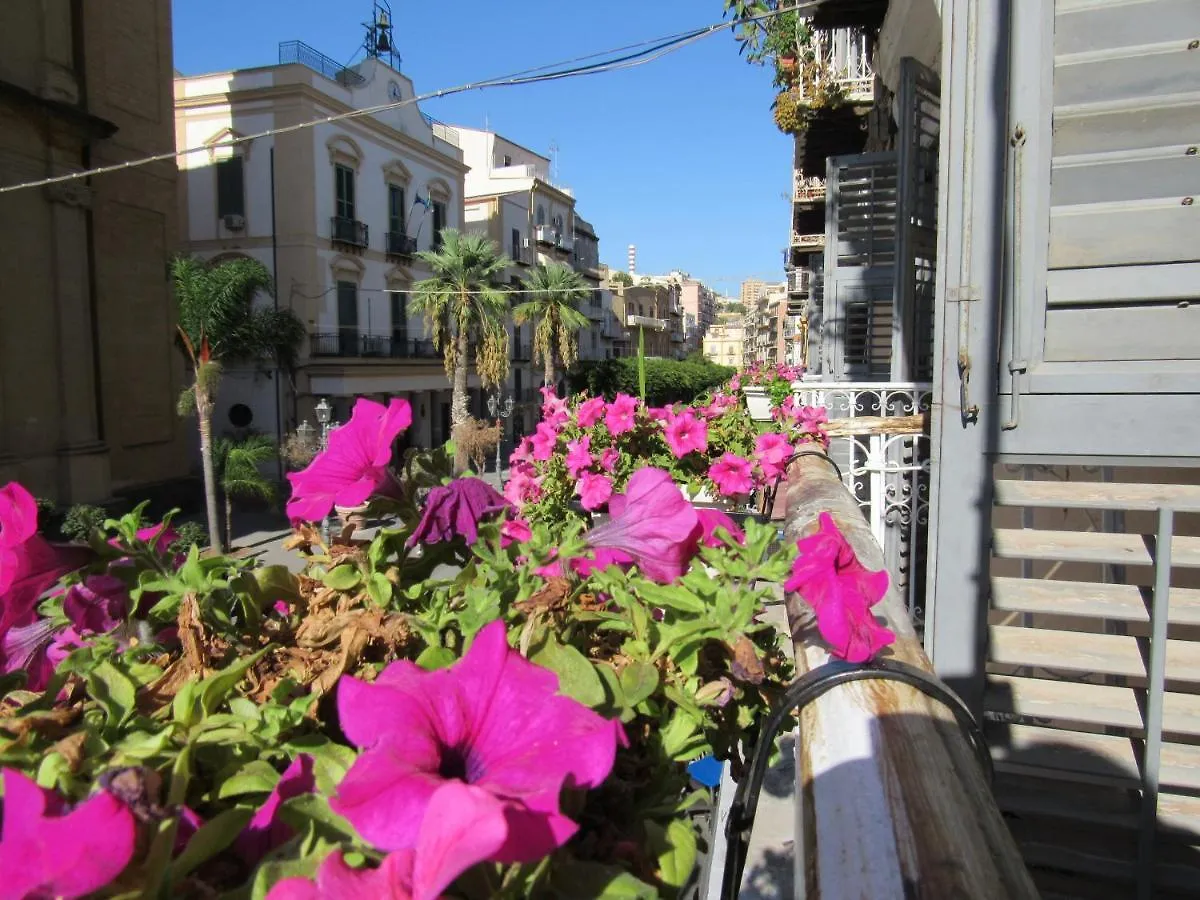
521 238 532 249
222 213 246 231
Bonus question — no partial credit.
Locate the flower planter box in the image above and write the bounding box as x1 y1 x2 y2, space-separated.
334 503 369 533
742 386 773 422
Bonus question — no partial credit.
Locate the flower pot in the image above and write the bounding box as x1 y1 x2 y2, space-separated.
742 386 773 422
334 503 369 534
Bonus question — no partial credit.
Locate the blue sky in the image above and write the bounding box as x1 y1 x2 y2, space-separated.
172 1 791 294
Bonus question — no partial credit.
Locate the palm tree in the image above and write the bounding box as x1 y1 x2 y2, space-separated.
515 262 591 387
214 434 277 548
411 229 510 430
171 256 304 553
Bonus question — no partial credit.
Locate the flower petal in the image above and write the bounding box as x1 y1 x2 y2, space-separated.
411 782 509 899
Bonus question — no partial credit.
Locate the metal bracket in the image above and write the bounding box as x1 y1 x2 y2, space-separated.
952 286 981 424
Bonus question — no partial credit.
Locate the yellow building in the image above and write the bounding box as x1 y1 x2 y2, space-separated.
703 323 745 370
0 0 188 504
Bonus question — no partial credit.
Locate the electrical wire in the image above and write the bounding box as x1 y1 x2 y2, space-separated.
0 3 824 196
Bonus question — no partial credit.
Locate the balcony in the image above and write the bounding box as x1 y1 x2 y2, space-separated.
279 40 365 87
794 173 827 203
309 331 442 360
787 268 811 294
512 343 532 362
555 233 574 254
796 27 875 105
331 216 368 249
626 315 668 330
792 231 825 248
534 225 557 246
385 232 417 260
510 243 534 266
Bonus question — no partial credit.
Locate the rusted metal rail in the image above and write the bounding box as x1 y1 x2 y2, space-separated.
771 443 1036 899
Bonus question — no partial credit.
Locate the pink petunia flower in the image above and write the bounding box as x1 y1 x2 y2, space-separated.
599 447 620 473
406 478 510 548
286 398 412 523
235 755 316 865
663 411 708 459
575 396 607 429
785 512 894 663
565 436 594 479
576 472 613 511
604 393 639 436
508 437 534 467
330 621 625 863
529 422 559 462
692 508 745 549
0 483 39 589
585 467 699 583
797 405 829 433
267 781 509 900
755 432 795 482
540 388 570 430
500 516 532 548
708 453 755 497
503 469 542 508
646 406 672 423
571 547 635 577
0 768 136 900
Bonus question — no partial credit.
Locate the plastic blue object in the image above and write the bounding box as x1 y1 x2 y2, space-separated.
687 754 723 788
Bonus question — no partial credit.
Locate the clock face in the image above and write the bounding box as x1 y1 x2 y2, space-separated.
388 81 402 101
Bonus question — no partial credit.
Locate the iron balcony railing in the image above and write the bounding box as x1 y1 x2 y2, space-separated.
279 41 365 87
787 268 811 293
309 332 442 360
792 231 825 248
793 172 827 203
534 225 558 245
385 232 417 258
331 216 368 248
510 243 534 266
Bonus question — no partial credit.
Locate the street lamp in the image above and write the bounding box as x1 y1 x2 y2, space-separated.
487 392 515 479
315 398 333 449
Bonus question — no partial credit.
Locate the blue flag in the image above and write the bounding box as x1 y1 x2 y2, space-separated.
412 193 432 211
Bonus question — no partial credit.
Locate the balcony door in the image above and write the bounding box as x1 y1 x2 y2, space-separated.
337 281 358 356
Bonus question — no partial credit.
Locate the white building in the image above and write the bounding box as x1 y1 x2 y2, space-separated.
175 44 475 450
457 128 608 438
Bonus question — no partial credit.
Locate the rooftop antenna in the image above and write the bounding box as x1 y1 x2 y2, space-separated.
363 0 399 69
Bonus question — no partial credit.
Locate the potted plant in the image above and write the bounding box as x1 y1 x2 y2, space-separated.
735 363 803 422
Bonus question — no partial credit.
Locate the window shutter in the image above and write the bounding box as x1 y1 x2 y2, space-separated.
216 157 244 218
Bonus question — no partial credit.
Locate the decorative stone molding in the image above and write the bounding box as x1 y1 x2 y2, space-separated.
44 180 92 209
425 177 452 202
384 265 413 287
329 253 366 281
326 134 364 171
381 158 412 185
204 127 250 163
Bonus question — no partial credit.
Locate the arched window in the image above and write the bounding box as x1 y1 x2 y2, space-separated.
536 205 546 226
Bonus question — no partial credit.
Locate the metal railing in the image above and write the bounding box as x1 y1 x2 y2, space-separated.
510 243 534 266
794 173 827 203
787 268 811 293
279 41 365 87
309 331 441 360
792 231 825 248
534 225 558 245
385 232 417 258
795 27 875 105
331 216 368 248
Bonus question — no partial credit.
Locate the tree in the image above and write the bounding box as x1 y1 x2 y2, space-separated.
609 271 634 288
213 434 277 547
172 256 304 553
514 263 591 387
411 229 510 432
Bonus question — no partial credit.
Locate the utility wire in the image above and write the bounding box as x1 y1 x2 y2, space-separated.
0 3 819 196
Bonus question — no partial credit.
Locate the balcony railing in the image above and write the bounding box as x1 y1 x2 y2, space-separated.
279 40 365 87
787 268 811 293
534 225 557 245
792 231 825 248
510 244 534 266
331 216 368 248
796 27 875 105
309 331 441 360
385 232 417 259
626 315 668 330
793 173 827 203
555 233 574 253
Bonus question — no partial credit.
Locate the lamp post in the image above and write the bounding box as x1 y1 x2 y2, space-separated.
487 392 514 480
313 398 337 539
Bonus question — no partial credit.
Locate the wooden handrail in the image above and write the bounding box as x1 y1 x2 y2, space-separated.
780 444 1037 898
823 412 928 437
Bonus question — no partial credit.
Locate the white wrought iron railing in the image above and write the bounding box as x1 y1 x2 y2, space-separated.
797 27 875 105
793 381 932 629
793 173 826 202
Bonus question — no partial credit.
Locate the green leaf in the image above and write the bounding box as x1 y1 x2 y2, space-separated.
86 660 138 728
285 737 357 795
366 572 392 607
530 636 606 708
635 581 706 615
217 759 281 798
170 806 254 882
548 859 658 899
323 564 362 591
618 661 659 708
249 841 330 900
415 645 456 671
276 793 360 844
173 680 200 728
646 818 699 890
660 709 703 760
199 647 269 717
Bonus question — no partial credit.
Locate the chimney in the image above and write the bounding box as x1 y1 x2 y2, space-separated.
627 244 636 276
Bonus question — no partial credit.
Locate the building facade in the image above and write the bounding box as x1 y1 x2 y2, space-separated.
0 0 189 505
176 48 470 450
702 320 744 370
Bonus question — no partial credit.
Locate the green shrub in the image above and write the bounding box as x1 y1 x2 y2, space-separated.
61 504 108 542
169 520 208 555
569 357 735 406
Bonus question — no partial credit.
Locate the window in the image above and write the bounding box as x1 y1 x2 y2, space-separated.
502 154 512 167
390 291 408 349
335 165 356 220
337 280 359 356
511 227 521 261
514 368 523 401
432 200 446 250
536 205 546 227
388 184 406 234
216 157 245 218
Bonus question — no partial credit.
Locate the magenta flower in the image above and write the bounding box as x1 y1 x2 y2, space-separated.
529 422 559 462
693 508 745 549
331 620 624 863
663 410 708 459
500 516 532 548
785 512 894 662
575 396 607 428
585 467 699 583
605 393 638 436
646 406 672 423
509 437 534 466
565 435 594 479
63 575 128 635
540 388 570 430
235 755 316 864
571 547 634 578
406 478 510 548
0 483 38 590
755 432 795 482
798 404 829 433
286 398 412 523
599 447 620 473
268 781 509 900
708 453 755 497
503 469 542 508
576 472 613 511
0 768 136 899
